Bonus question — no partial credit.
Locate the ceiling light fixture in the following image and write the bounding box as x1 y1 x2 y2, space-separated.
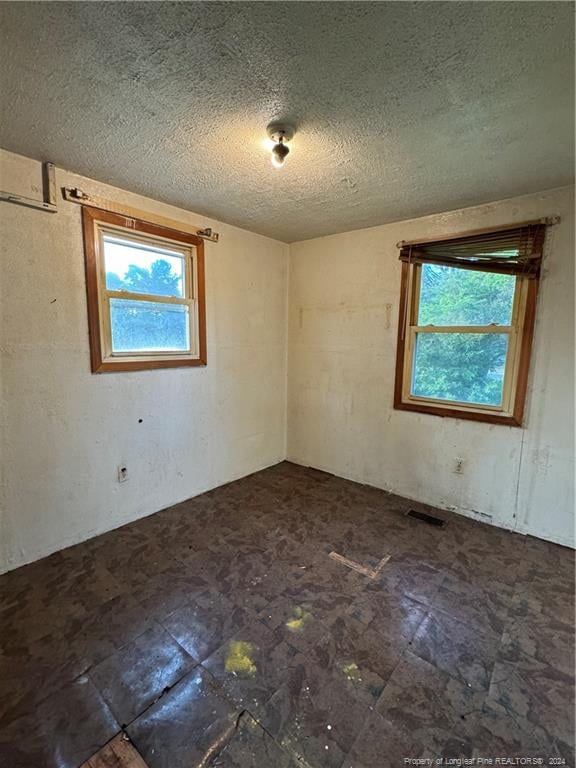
266 122 295 169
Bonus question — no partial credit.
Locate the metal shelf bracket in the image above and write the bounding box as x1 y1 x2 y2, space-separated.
0 162 57 213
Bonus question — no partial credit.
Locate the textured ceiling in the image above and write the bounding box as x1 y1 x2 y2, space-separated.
0 2 573 242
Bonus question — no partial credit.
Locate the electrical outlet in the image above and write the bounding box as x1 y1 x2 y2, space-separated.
453 458 465 475
117 465 129 483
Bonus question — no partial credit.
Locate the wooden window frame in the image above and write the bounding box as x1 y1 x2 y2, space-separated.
394 261 538 426
82 207 207 373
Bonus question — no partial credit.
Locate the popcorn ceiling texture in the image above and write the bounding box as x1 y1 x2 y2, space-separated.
0 2 573 242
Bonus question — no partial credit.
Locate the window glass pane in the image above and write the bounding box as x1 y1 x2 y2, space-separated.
418 265 515 326
104 234 185 298
412 332 508 406
110 299 190 353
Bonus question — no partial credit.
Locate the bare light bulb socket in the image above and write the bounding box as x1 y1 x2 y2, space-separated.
271 140 290 168
266 122 295 169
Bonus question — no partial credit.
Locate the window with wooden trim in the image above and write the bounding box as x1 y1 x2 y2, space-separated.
82 207 206 372
394 223 546 426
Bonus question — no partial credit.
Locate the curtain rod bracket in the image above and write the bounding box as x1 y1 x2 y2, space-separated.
0 162 58 213
67 187 90 201
196 227 219 243
62 187 220 242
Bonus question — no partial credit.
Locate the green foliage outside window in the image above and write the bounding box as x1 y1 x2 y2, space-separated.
106 259 182 296
412 265 515 406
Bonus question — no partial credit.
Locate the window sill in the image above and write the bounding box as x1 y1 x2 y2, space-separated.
393 398 522 426
92 357 207 373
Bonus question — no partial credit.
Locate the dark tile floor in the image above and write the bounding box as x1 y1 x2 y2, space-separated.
0 461 574 768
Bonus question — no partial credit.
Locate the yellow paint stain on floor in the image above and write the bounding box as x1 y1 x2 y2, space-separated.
285 606 312 632
225 640 257 676
340 661 363 684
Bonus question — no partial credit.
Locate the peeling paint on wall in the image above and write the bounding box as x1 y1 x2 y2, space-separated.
384 303 392 330
531 446 552 477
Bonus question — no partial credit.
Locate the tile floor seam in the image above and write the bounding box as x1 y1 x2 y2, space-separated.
124 664 222 734
87 623 200 728
419 599 508 644
404 616 503 695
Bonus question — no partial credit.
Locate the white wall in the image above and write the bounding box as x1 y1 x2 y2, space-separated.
288 187 575 548
0 150 289 573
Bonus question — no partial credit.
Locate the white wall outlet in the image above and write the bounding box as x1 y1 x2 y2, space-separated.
117 465 129 483
453 458 465 475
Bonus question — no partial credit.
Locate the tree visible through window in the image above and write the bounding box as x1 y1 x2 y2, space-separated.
82 207 206 372
103 235 189 353
412 265 515 406
394 223 545 425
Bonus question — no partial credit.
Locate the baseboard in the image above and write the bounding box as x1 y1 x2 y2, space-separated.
0 455 288 576
286 456 575 550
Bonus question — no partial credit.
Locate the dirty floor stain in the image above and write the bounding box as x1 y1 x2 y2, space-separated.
285 606 312 632
340 661 363 684
225 640 257 676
